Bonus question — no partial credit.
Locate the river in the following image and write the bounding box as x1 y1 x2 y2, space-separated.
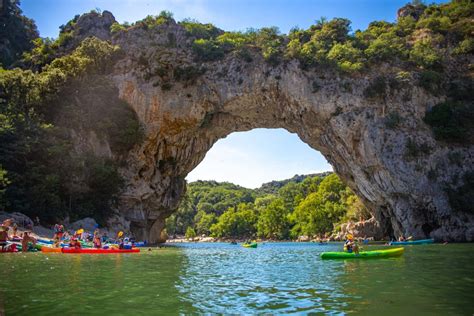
1 242 473 315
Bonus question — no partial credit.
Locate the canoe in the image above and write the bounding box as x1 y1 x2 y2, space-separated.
242 242 257 248
390 238 434 245
61 247 140 254
321 247 404 259
41 247 62 253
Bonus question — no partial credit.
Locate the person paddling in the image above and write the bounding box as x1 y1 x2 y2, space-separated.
344 234 359 254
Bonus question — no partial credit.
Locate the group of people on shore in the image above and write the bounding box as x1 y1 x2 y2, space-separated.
0 218 37 252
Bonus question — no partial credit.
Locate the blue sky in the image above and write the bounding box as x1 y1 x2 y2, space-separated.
20 0 445 188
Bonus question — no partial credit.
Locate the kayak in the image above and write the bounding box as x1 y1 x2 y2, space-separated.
9 242 41 252
133 241 147 247
38 238 53 245
242 242 258 248
1 244 18 253
61 247 140 254
321 247 404 259
390 239 434 245
41 247 62 253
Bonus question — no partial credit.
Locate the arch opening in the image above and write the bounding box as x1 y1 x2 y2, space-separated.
162 128 381 241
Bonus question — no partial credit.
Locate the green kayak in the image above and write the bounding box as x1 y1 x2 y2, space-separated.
321 247 404 259
242 242 258 248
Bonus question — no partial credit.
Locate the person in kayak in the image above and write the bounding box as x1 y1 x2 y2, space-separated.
93 231 102 249
53 223 65 241
69 238 82 249
344 234 359 254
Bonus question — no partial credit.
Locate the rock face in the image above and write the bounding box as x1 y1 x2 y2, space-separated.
68 15 473 243
335 218 387 241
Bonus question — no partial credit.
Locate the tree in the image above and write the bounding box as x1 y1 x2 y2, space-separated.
185 226 197 239
0 0 39 67
210 203 257 238
194 210 217 235
257 198 290 239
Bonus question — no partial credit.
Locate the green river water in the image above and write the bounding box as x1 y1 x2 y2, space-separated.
1 242 473 315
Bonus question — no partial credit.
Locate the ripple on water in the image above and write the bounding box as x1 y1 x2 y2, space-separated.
1 243 474 314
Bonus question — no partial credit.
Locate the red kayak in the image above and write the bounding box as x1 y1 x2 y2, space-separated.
61 247 140 254
1 244 18 253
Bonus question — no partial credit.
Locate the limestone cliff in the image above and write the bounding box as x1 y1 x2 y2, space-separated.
64 7 473 242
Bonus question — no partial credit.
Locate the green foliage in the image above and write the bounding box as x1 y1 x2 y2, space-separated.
418 70 443 94
172 173 368 240
216 32 251 50
185 226 197 239
110 22 127 33
0 0 39 67
256 198 290 239
327 42 364 72
424 101 473 142
0 37 136 224
286 18 351 68
453 38 474 55
22 38 56 70
136 11 174 29
290 174 349 238
181 19 221 39
210 203 257 238
194 211 217 235
0 165 11 211
409 37 443 69
255 27 284 65
192 39 225 61
364 31 407 62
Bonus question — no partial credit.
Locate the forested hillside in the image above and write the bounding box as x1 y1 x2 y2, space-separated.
166 173 371 240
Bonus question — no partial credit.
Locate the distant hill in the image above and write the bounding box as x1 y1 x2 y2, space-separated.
255 172 333 195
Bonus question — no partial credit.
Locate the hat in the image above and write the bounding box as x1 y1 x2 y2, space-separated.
347 234 354 240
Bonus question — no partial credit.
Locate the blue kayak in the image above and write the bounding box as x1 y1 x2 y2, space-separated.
390 238 434 245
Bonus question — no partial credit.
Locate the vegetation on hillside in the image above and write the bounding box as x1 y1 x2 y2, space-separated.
0 3 142 224
166 173 371 240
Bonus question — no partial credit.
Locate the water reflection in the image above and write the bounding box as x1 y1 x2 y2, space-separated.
175 242 474 315
176 242 352 314
0 249 195 315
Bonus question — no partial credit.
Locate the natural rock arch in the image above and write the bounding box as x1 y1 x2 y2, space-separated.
68 11 472 243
